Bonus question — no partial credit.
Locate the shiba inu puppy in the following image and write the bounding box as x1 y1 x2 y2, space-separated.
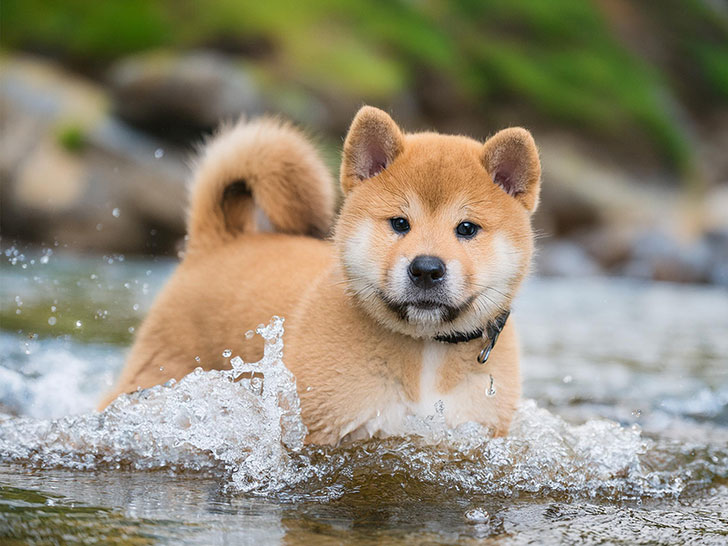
100 106 541 446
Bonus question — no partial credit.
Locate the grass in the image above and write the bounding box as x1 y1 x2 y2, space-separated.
3 0 727 174
56 124 86 152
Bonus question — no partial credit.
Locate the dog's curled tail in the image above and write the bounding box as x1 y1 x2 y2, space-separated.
186 117 336 252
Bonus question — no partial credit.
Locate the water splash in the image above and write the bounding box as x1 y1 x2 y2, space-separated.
0 317 306 493
0 317 725 500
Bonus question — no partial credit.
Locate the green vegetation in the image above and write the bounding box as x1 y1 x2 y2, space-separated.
3 0 727 173
56 124 86 152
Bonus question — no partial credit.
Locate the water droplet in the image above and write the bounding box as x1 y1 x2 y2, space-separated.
631 409 642 418
194 356 201 363
50 305 56 312
563 375 573 384
230 356 243 369
47 317 57 326
245 330 255 340
222 349 232 358
96 223 103 231
132 303 140 311
154 148 164 159
159 366 165 371
486 374 496 397
75 320 83 328
128 326 135 334
39 255 49 264
464 507 490 524
250 376 263 395
112 207 121 218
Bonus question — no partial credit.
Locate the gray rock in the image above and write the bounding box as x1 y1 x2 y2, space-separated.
108 50 263 132
1 55 187 253
704 229 728 287
535 241 602 277
534 136 677 238
621 230 711 283
575 226 635 271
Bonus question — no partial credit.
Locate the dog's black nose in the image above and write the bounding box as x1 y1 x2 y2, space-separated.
408 255 446 289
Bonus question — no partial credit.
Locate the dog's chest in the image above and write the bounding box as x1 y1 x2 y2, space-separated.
344 342 488 441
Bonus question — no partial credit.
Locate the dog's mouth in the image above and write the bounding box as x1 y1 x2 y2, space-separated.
408 300 443 310
377 291 476 323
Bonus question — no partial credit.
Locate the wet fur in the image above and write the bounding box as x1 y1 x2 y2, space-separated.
100 107 541 446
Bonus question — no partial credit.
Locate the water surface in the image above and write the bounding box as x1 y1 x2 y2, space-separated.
1 249 727 544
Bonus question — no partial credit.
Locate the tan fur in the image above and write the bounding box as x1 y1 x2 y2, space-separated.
186 117 336 253
100 107 541 446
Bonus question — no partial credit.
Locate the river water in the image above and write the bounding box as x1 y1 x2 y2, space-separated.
1 249 727 544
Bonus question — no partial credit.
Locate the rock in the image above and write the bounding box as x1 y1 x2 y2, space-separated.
574 226 635 272
108 50 264 139
533 136 678 238
620 230 712 283
0 55 188 253
535 241 602 277
703 185 728 232
704 229 728 287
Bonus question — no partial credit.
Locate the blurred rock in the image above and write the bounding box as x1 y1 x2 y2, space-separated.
697 112 728 187
530 136 728 284
620 230 712 284
1 55 187 254
704 229 728 287
704 185 728 232
535 241 601 277
108 50 263 139
260 82 332 132
575 226 635 272
534 136 677 238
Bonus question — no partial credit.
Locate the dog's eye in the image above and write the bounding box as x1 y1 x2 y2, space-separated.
390 217 410 234
455 221 480 239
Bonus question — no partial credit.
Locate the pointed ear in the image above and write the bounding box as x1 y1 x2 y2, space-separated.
340 106 404 193
482 127 541 212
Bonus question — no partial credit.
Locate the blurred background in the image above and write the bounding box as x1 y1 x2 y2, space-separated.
2 5 728 541
2 0 727 285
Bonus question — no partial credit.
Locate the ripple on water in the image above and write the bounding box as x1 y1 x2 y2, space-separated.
1 317 724 501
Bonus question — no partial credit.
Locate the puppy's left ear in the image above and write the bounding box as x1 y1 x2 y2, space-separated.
340 106 404 194
482 128 541 212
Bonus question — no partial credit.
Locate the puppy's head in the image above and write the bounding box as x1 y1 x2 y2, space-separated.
335 106 541 339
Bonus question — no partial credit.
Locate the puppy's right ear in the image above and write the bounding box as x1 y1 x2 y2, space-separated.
340 106 404 193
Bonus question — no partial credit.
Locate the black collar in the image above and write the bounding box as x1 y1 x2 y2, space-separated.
433 329 484 344
433 309 511 364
